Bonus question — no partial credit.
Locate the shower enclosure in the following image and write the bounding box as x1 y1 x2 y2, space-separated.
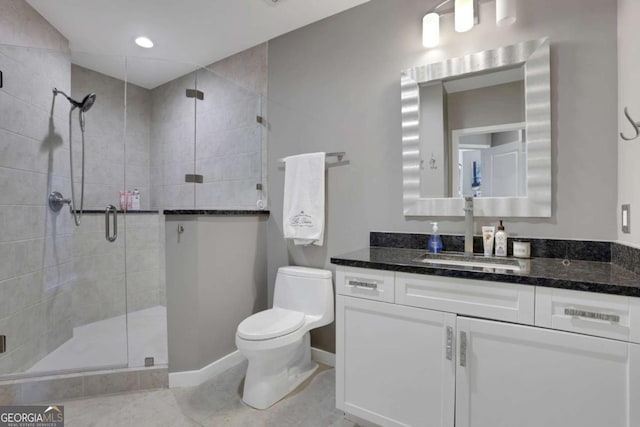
0 41 265 390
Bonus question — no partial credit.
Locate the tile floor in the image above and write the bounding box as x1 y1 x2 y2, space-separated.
56 361 353 427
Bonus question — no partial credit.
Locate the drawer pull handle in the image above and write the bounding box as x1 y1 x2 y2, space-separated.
348 280 378 291
459 331 467 367
564 308 620 323
445 326 454 361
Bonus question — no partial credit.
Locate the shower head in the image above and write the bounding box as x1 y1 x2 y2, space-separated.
79 93 96 112
53 88 96 132
53 88 96 112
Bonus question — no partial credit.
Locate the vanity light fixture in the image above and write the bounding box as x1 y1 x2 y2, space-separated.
454 0 475 32
422 0 515 48
422 12 440 48
496 0 516 26
135 36 154 48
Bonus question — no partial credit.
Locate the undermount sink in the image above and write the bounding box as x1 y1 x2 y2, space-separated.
413 252 523 272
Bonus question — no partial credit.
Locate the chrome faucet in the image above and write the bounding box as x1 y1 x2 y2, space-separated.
464 197 474 256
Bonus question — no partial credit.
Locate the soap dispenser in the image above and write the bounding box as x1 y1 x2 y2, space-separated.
495 220 508 257
428 222 443 253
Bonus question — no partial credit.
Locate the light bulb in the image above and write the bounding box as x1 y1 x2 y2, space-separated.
455 0 474 33
496 0 517 27
422 13 440 48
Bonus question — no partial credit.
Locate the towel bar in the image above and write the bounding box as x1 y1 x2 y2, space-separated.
278 151 346 165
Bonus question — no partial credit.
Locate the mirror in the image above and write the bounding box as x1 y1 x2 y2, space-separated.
401 38 550 217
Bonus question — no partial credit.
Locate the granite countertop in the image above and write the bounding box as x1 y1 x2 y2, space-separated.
330 247 640 297
163 210 270 215
78 210 159 214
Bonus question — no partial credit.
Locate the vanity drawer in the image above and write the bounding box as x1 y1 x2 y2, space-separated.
395 272 535 325
535 287 640 343
336 267 395 303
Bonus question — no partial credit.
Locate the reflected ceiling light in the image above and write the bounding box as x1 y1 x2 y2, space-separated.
454 0 475 32
496 0 516 27
422 12 440 48
135 36 154 48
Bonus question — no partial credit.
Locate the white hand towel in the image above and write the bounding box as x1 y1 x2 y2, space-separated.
283 152 325 246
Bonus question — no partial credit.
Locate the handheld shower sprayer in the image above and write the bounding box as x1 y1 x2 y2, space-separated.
52 88 97 226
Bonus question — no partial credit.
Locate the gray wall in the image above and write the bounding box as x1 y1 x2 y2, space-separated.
618 0 639 246
166 216 267 373
266 0 618 352
447 81 524 132
419 83 446 197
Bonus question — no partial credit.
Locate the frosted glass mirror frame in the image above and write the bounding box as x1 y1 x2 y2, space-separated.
401 38 551 217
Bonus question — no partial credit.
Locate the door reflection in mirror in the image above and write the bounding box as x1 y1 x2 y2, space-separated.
419 65 526 198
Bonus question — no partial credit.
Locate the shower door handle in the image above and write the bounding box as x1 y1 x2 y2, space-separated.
105 205 118 242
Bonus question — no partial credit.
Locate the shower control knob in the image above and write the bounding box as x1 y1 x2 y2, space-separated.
48 191 72 212
177 224 185 234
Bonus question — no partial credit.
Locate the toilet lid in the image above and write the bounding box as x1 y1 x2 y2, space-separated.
237 308 305 340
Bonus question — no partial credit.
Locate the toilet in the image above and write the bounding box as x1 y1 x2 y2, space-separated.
235 266 334 410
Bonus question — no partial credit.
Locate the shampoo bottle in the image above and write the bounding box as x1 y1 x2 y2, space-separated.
428 222 443 253
495 220 508 257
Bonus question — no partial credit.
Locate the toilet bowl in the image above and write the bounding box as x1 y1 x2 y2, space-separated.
236 266 334 410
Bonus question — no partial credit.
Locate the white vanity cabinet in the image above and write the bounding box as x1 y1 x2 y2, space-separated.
455 316 639 427
335 266 640 427
336 295 456 427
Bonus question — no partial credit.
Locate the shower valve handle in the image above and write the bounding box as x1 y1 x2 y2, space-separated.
48 191 72 212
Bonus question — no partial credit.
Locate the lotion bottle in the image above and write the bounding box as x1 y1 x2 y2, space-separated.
495 220 508 257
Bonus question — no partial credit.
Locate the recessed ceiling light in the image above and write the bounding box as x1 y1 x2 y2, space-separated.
135 37 154 48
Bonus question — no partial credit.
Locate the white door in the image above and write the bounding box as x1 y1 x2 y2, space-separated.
336 296 456 427
455 316 640 427
480 140 525 197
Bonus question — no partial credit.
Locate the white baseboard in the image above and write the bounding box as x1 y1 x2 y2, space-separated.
169 347 334 388
169 350 245 388
311 347 335 367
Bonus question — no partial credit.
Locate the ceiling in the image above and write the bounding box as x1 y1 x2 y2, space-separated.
27 0 370 89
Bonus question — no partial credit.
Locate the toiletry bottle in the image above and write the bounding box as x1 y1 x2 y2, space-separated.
132 189 141 211
428 222 443 253
119 190 126 211
495 220 508 257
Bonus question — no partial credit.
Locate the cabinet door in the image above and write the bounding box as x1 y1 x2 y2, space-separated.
455 317 640 427
336 295 456 427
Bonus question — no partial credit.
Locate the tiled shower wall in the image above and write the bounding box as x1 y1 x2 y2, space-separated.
69 66 164 334
0 18 76 374
70 214 164 328
71 64 151 210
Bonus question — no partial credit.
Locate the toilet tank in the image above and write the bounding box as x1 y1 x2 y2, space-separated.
273 266 333 321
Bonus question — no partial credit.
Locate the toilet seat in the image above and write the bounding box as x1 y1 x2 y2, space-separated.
237 308 305 341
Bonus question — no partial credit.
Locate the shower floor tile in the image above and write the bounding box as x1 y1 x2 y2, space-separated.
27 305 168 374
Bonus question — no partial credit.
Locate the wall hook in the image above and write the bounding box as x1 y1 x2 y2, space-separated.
429 153 437 169
620 107 640 141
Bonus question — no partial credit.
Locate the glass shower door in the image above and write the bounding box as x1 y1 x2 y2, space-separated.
0 47 129 377
121 56 194 369
194 64 265 210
